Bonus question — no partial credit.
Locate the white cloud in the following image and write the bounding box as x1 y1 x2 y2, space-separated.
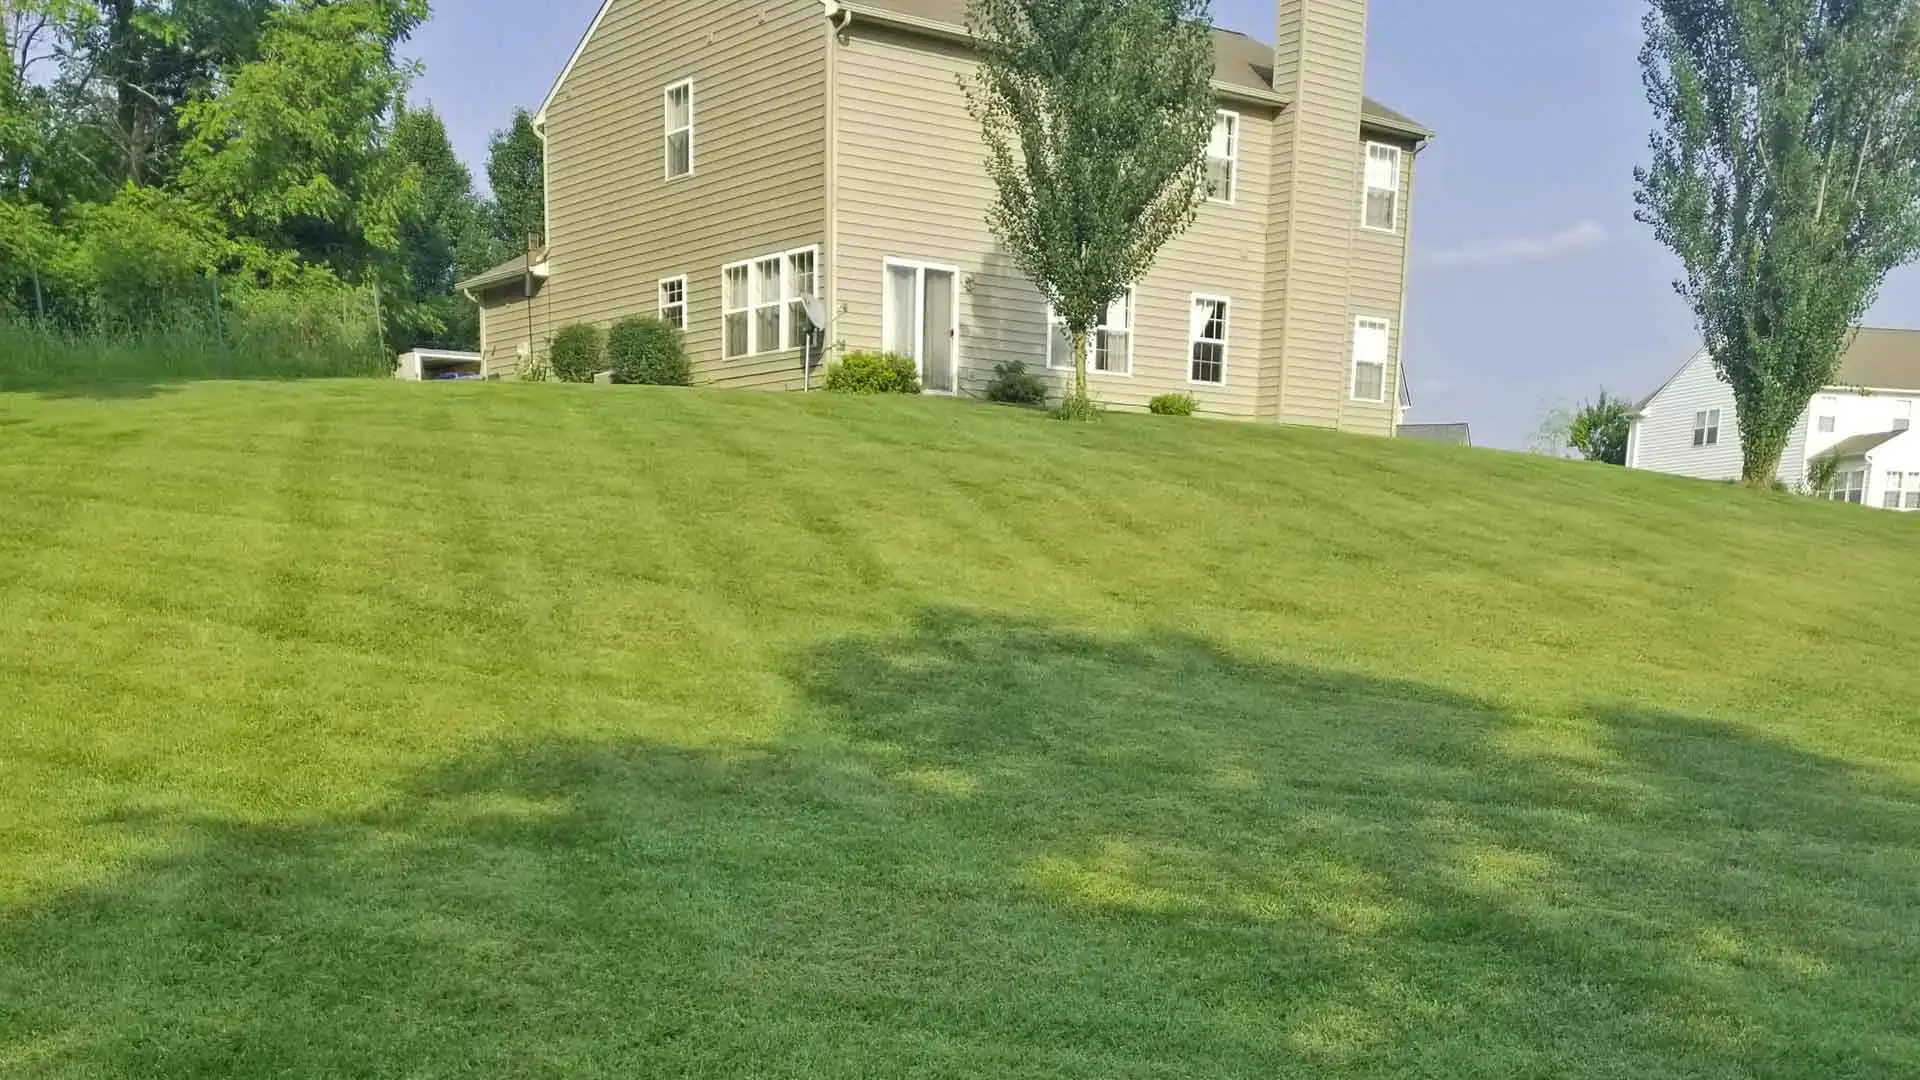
1425 220 1608 270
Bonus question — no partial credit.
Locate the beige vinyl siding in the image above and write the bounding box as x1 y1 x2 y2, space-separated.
1269 0 1369 429
831 26 1273 418
1341 136 1416 436
476 281 550 379
541 0 827 390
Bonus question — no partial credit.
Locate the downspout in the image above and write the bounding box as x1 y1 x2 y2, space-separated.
823 1 854 380
1388 136 1430 437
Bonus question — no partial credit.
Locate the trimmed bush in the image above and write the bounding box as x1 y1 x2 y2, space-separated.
825 351 921 394
1149 393 1198 417
608 316 691 386
985 360 1048 405
549 324 604 383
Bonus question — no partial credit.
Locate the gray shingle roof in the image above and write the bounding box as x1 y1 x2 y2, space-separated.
1822 430 1908 460
1833 328 1920 390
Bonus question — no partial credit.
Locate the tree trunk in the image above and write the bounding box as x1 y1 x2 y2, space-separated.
1071 326 1090 404
1741 421 1787 489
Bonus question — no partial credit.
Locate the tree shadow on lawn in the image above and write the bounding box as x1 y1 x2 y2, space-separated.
2 610 1915 1078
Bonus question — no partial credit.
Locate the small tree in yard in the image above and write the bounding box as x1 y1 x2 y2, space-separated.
965 0 1216 421
1636 0 1920 487
1569 390 1634 465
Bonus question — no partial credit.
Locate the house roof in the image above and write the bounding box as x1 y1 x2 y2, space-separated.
1634 327 1920 417
457 254 546 294
1823 430 1909 460
1398 423 1472 447
843 0 1432 138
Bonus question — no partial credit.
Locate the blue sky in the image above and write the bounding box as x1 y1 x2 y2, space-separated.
406 0 1920 449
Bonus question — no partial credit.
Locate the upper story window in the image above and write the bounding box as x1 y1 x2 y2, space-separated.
1207 112 1239 204
1693 408 1721 447
1047 289 1135 375
1896 400 1913 431
721 246 819 359
659 276 687 330
1350 317 1390 402
1190 296 1229 385
664 80 694 180
1818 414 1837 434
1362 142 1401 232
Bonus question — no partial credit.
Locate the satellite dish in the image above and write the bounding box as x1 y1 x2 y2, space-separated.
800 295 828 330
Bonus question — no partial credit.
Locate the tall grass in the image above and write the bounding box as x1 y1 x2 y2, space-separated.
0 287 392 392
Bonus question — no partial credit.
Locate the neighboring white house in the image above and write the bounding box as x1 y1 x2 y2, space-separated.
1626 328 1920 509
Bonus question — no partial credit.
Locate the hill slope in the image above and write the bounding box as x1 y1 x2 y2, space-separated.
2 381 1916 1078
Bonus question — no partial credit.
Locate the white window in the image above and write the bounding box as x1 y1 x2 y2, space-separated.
1189 296 1228 384
722 263 750 358
1693 409 1721 447
1818 415 1836 434
1350 317 1390 402
1207 112 1239 204
721 246 820 358
1826 467 1866 504
1047 289 1134 375
1363 143 1401 232
658 276 688 330
1896 401 1913 432
1884 472 1907 510
664 80 694 179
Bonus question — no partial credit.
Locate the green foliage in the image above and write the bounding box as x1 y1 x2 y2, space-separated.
1149 393 1198 416
984 359 1047 405
488 107 545 248
1804 452 1844 497
548 323 604 384
1636 0 1920 486
1052 393 1102 422
389 103 494 352
825 351 921 394
607 316 690 386
965 0 1216 417
1568 390 1633 466
64 185 226 325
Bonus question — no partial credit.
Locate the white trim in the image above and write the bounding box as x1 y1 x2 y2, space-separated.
535 0 619 124
1206 111 1240 206
881 257 962 395
1692 407 1722 448
658 274 689 330
1361 142 1402 234
1046 288 1136 377
1187 293 1230 386
721 260 752 359
1350 316 1391 402
721 245 822 359
664 79 695 181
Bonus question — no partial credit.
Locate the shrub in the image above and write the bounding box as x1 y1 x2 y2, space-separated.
607 316 691 386
825 350 921 394
1149 393 1198 416
985 360 1048 405
1052 394 1102 422
549 324 604 383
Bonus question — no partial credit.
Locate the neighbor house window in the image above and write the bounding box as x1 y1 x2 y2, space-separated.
659 276 688 330
1896 401 1913 431
1048 289 1134 375
1884 472 1907 510
722 263 750 358
665 80 694 179
1350 317 1390 402
1827 467 1865 504
1189 296 1228 384
721 246 820 358
1363 142 1401 232
1207 112 1239 204
1818 415 1836 434
1693 409 1721 447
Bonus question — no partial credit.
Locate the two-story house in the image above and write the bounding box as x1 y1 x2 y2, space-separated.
459 0 1432 431
1626 328 1920 509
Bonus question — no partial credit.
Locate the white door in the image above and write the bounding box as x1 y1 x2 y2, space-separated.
882 260 960 394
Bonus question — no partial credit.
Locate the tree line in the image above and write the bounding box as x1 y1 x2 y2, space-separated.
0 0 544 353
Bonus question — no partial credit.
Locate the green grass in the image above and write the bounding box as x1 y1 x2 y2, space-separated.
2 380 1917 1078
0 312 387 394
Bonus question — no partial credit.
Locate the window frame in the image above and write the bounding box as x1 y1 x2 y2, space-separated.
1350 316 1391 403
658 275 688 331
664 79 695 181
1188 294 1230 386
1826 466 1866 504
1046 287 1137 377
1206 111 1240 206
1884 471 1906 510
720 245 821 359
1817 414 1837 434
1693 408 1722 448
1361 142 1402 233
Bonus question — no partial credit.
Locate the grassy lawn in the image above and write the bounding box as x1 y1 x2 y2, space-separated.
2 379 1917 1078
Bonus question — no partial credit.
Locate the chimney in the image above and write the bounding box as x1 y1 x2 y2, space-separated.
1266 0 1371 426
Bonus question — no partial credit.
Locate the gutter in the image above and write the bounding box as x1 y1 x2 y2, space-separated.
824 0 1290 109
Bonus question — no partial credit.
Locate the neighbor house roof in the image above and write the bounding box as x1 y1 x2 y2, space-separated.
1823 430 1909 460
1398 423 1472 447
837 0 1433 137
457 253 548 294
1634 327 1920 417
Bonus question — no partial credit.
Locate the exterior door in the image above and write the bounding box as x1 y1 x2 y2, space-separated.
882 260 959 394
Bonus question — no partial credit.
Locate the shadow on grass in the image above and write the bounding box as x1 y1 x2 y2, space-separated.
2 611 1915 1077
0 379 184 401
